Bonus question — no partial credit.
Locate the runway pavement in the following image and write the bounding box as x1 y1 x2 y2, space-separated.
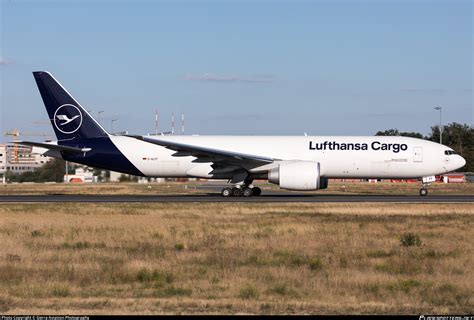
0 194 473 203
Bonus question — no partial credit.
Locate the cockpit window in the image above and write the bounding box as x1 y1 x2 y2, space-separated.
444 150 457 155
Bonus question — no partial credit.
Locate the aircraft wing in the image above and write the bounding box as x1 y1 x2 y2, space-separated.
129 135 276 170
15 141 91 154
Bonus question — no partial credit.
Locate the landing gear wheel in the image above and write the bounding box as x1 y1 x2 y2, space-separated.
232 187 242 197
221 187 232 197
242 187 253 197
419 188 428 196
252 187 262 196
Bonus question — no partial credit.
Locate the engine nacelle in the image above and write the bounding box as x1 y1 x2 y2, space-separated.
268 161 328 191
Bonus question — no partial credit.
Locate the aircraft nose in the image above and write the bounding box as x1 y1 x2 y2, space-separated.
458 155 466 169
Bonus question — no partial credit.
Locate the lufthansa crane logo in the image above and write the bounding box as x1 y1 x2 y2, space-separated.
53 104 83 134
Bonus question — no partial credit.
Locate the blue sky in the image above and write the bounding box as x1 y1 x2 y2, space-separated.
1 0 472 142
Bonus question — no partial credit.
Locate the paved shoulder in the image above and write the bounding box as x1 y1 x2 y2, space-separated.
0 194 473 203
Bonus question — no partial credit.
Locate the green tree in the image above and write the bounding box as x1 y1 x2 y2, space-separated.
430 122 473 172
118 174 138 182
375 129 425 139
38 158 66 182
375 129 400 136
92 168 104 182
6 158 65 183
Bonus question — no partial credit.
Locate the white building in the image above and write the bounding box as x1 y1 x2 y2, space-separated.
0 144 6 183
0 144 6 173
109 171 123 182
0 143 52 174
64 167 97 183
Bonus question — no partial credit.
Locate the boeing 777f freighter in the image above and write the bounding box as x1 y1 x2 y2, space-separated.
17 71 466 197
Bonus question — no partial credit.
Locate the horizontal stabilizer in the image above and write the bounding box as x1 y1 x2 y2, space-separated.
15 141 91 154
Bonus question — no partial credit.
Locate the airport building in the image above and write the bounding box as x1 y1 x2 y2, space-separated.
0 143 52 174
65 167 97 183
0 144 6 173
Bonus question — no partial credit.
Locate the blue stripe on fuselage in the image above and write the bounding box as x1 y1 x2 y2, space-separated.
61 136 144 176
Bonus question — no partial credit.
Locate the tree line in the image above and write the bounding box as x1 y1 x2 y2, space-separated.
5 158 66 183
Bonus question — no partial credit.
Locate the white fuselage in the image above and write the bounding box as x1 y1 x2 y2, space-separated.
108 135 465 179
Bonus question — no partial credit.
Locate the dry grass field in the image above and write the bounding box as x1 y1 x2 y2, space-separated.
0 202 473 314
0 182 204 196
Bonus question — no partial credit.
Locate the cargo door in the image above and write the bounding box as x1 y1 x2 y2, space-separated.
413 147 423 162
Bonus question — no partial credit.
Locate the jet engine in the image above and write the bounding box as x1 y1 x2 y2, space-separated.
268 161 328 191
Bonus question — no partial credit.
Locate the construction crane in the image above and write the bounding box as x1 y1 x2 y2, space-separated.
4 130 52 164
4 129 52 138
32 120 51 125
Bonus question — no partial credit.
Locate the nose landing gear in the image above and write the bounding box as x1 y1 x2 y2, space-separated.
419 176 435 196
419 188 428 196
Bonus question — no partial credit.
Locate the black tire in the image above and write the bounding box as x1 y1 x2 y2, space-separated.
242 187 253 197
419 188 428 196
221 187 232 197
252 187 262 196
232 187 242 197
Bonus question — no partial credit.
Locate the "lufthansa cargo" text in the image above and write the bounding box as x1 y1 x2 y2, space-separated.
309 141 408 153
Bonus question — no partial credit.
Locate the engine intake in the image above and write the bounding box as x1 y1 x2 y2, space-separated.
268 161 328 191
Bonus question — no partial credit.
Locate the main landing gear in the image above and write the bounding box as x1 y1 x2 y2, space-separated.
222 171 262 197
221 186 262 197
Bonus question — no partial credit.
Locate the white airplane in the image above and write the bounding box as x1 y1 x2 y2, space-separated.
18 71 466 197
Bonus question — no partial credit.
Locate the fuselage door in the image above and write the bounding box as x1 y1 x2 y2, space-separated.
413 146 423 162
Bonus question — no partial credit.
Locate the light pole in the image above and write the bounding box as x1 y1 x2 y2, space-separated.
97 110 104 124
111 119 119 134
434 106 443 144
65 160 69 183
